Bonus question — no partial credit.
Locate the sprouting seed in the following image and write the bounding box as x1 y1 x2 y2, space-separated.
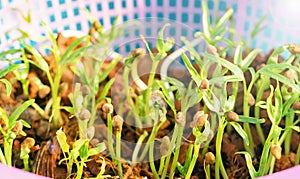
248 93 255 106
225 111 239 122
78 109 91 121
93 21 101 30
288 44 300 54
21 137 35 150
102 103 114 114
175 112 185 126
199 79 209 91
80 85 91 96
270 143 282 160
12 121 23 135
206 44 219 57
130 48 146 58
151 90 165 107
112 115 124 132
38 85 51 99
159 136 170 156
205 152 216 165
292 102 300 111
190 110 208 128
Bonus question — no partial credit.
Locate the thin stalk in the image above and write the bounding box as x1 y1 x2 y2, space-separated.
169 125 184 178
132 131 148 163
88 96 97 127
215 118 228 179
158 156 166 175
0 147 7 165
144 60 160 114
23 157 29 171
161 124 179 179
116 131 123 178
268 156 276 174
185 143 201 179
149 107 160 179
258 124 275 175
284 112 294 155
295 144 300 165
107 113 116 161
4 137 13 166
242 80 255 157
76 160 85 179
205 164 211 179
254 85 266 144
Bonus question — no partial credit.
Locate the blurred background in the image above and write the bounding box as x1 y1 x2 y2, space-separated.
1 0 300 56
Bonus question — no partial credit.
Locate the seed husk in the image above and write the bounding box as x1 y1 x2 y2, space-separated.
288 44 300 54
159 136 170 156
175 112 185 126
199 79 209 91
12 121 23 135
248 93 255 106
206 44 219 57
130 48 146 57
21 137 35 149
38 85 51 98
225 111 239 122
81 85 91 96
78 109 91 121
190 110 208 128
58 82 68 96
102 103 114 114
270 143 282 160
112 115 124 132
205 152 216 165
292 102 300 110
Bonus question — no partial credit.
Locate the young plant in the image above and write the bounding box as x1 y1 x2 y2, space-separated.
0 99 34 166
21 22 89 127
56 127 106 179
20 137 35 171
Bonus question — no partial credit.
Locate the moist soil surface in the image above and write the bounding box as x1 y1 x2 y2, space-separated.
0 37 299 179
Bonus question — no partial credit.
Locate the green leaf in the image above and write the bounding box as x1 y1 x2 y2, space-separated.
56 128 70 153
0 64 20 78
213 8 233 36
231 122 249 145
97 78 115 103
181 52 202 87
0 79 12 97
0 49 21 59
60 45 90 65
267 45 289 64
201 1 211 40
235 152 257 178
274 83 283 124
0 107 9 127
19 119 31 128
22 43 49 72
156 80 176 114
251 15 267 39
233 44 243 65
88 142 106 157
60 106 75 114
9 99 34 128
238 116 265 124
60 36 88 64
98 56 120 83
258 64 300 94
156 23 170 53
240 49 261 71
79 140 89 160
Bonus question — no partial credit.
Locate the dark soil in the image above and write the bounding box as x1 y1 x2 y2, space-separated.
0 35 299 179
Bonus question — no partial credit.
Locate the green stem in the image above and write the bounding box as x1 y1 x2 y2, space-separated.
205 164 211 179
295 144 300 165
4 137 13 166
161 124 179 179
169 125 184 178
23 157 29 171
107 113 116 161
268 156 276 174
215 118 228 179
0 147 7 165
132 131 148 163
144 60 160 114
243 80 255 157
284 112 294 155
88 96 97 127
185 143 200 179
258 124 275 175
76 160 85 179
116 131 123 178
255 84 266 144
158 156 166 175
149 139 159 179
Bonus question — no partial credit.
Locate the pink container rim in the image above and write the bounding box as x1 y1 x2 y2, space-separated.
0 162 299 178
